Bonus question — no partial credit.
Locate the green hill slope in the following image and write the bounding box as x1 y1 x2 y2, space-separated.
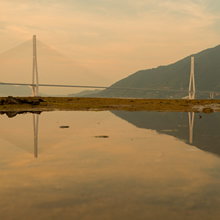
97 45 220 99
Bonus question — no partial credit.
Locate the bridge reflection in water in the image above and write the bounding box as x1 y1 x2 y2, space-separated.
1 111 220 220
188 112 194 144
31 112 196 158
112 110 220 158
33 114 39 158
0 111 219 158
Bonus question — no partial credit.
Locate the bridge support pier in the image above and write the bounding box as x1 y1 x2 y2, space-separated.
189 91 195 99
188 56 195 99
31 35 39 97
32 86 38 97
210 92 215 99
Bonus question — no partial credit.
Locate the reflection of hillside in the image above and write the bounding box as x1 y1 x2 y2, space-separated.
1 111 220 158
112 111 220 157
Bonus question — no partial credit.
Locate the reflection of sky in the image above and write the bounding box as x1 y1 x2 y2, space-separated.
1 111 220 219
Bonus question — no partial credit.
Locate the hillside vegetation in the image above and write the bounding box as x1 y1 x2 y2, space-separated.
96 45 220 99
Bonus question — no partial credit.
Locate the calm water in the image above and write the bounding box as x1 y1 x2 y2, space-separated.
0 111 220 220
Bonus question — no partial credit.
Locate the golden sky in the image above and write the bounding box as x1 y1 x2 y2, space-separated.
0 0 220 82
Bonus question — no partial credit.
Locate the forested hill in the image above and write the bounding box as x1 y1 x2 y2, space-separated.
96 45 220 99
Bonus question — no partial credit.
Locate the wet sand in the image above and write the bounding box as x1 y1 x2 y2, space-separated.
0 97 219 113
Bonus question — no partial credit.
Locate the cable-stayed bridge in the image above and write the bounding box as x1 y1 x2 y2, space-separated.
0 35 217 98
0 35 112 96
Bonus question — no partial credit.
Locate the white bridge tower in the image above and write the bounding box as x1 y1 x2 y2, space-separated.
32 35 39 96
189 56 195 99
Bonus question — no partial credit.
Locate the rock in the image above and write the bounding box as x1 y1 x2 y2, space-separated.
202 107 214 114
59 126 69 128
4 96 23 104
0 111 42 118
94 135 109 138
38 98 44 102
5 111 19 118
2 96 43 105
31 100 40 105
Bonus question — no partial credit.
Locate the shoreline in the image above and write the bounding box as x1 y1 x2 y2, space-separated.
0 97 219 113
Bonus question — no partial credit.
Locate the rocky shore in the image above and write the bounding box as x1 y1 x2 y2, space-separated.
0 96 219 114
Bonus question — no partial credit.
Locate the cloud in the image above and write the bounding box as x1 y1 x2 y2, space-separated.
0 0 219 81
159 0 219 22
0 0 218 42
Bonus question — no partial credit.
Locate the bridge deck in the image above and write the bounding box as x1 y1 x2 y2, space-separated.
0 82 217 93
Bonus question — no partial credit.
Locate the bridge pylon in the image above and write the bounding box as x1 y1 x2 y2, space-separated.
189 56 195 99
31 35 39 97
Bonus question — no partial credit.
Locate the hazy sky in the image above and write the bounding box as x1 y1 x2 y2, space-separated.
0 0 220 82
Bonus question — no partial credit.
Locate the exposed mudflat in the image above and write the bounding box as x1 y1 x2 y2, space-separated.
0 97 219 113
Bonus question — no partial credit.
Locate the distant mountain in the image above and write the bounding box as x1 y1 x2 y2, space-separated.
67 89 103 97
97 45 220 99
0 84 31 96
0 84 50 97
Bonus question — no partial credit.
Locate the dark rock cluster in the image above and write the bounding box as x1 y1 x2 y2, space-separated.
0 110 42 118
0 96 44 105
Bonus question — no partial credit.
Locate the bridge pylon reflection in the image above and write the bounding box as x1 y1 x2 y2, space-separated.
31 111 196 157
33 114 39 158
188 112 195 144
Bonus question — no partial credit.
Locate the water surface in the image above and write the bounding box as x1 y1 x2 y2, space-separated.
0 111 220 220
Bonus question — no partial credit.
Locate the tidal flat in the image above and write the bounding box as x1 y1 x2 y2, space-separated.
0 97 220 113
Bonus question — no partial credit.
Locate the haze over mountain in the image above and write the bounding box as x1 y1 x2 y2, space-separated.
67 89 103 97
95 45 220 99
0 84 31 97
1 45 219 98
